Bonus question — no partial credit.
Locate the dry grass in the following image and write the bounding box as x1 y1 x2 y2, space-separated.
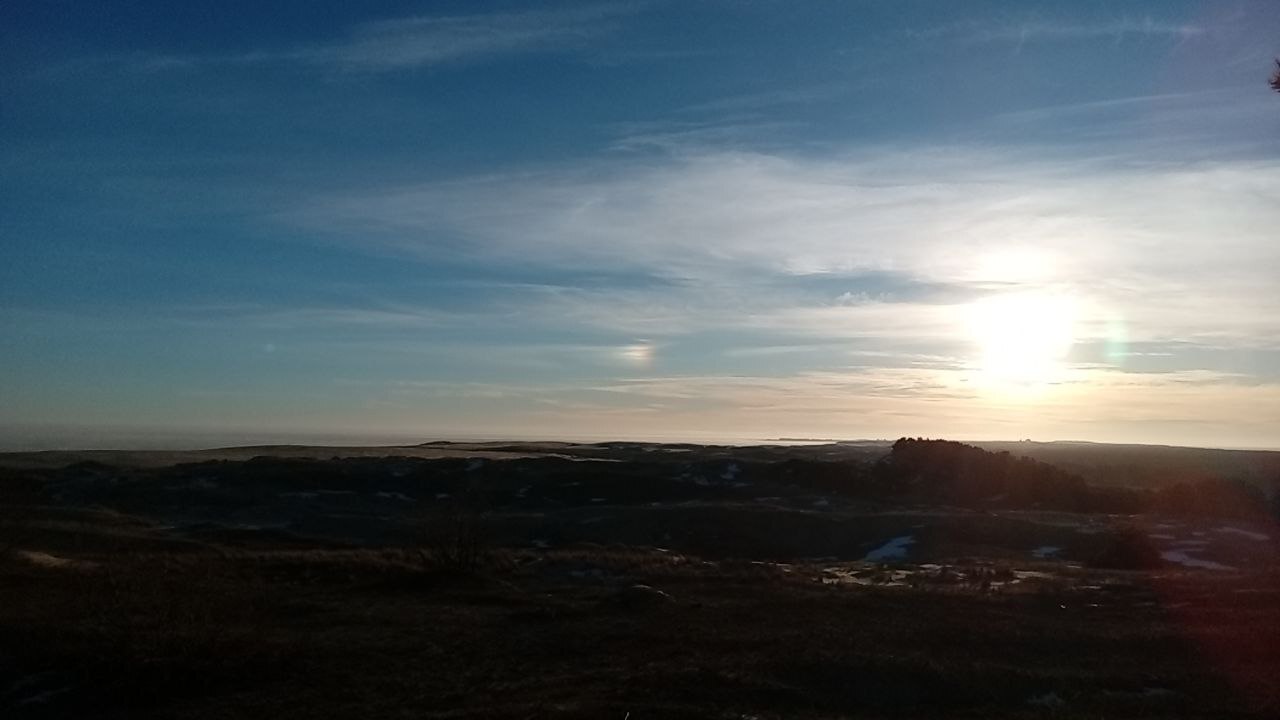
4 541 1279 718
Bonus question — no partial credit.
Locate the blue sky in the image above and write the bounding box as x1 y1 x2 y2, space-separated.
3 1 1279 449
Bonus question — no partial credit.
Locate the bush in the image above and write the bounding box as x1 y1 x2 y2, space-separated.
1088 525 1163 569
417 476 490 572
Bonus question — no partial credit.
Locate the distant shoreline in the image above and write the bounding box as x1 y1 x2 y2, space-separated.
6 428 1274 454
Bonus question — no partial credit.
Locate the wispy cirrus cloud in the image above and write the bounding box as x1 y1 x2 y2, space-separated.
121 4 637 74
910 17 1206 45
295 147 1280 349
298 4 634 71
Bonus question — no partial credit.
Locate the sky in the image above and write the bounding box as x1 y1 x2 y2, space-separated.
2 0 1279 450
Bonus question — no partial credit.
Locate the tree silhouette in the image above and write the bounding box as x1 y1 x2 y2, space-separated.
1272 59 1280 93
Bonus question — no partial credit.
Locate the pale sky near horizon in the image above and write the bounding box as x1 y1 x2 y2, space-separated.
3 1 1279 450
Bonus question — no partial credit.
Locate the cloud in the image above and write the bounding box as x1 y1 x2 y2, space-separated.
607 119 802 153
297 147 1280 352
229 306 452 330
673 83 855 117
111 4 636 74
911 17 1206 45
299 4 633 71
984 89 1280 159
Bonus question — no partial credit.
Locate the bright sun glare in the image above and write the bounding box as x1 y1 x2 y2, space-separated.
967 291 1077 393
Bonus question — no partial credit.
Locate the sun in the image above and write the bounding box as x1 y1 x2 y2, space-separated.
966 291 1077 393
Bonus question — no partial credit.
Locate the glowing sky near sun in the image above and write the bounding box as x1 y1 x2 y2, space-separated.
2 1 1279 449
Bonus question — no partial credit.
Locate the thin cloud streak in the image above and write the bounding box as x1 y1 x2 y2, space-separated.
910 17 1206 45
303 4 634 71
107 4 638 74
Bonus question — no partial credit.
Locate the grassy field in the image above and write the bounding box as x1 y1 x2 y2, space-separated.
3 442 1279 718
4 544 1280 718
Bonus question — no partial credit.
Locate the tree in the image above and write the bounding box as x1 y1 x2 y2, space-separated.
1271 59 1280 94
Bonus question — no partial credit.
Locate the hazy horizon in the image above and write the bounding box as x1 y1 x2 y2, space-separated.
4 1 1279 450
3 421 1278 455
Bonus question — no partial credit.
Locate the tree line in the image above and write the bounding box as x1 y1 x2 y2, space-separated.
875 438 1273 520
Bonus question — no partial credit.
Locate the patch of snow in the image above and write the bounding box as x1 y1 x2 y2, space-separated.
1103 687 1176 701
812 498 830 508
435 493 451 500
1217 526 1269 541
823 574 871 587
590 497 606 503
18 687 70 705
1160 550 1234 571
530 539 550 549
279 491 318 500
1148 533 1176 540
1031 546 1061 559
15 551 96 570
823 567 915 587
1027 692 1065 709
619 584 674 603
721 463 740 481
7 673 44 691
375 491 414 502
864 535 915 563
466 459 485 472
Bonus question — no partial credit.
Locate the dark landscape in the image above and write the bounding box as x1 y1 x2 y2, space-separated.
3 439 1280 719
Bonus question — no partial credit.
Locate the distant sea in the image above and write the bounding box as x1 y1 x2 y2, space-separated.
0 424 866 452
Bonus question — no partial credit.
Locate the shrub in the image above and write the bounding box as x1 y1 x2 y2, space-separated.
417 476 490 572
1088 525 1163 569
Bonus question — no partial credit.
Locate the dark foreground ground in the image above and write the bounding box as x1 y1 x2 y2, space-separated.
2 440 1279 718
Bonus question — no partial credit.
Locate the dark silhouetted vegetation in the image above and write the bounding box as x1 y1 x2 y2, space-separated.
881 438 1097 509
881 438 1273 520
